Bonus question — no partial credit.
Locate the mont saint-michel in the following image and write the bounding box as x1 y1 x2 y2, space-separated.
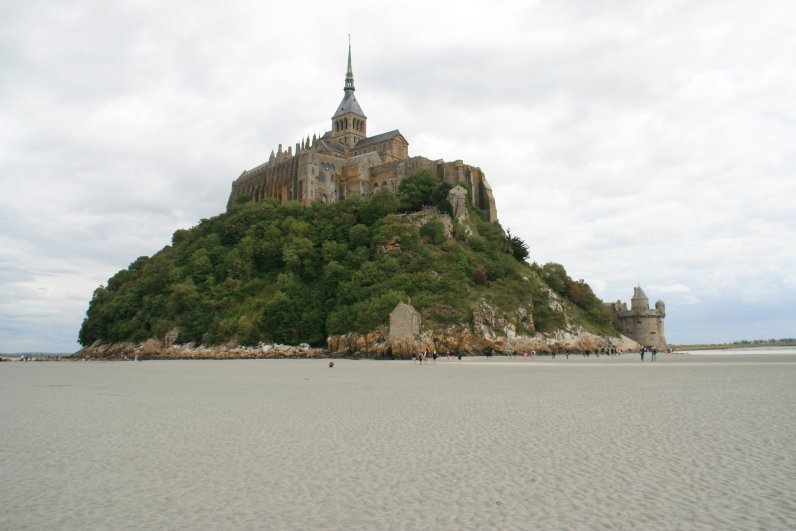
77 45 664 360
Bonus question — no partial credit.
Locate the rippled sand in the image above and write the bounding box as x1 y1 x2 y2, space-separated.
1 354 795 529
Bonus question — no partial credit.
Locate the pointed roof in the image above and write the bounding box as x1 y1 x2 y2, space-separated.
391 302 420 316
632 286 648 300
332 38 366 119
344 37 355 91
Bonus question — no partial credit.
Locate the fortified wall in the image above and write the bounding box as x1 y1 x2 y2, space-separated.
606 286 667 350
226 43 497 222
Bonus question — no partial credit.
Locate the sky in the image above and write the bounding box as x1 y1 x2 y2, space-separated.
1 0 795 352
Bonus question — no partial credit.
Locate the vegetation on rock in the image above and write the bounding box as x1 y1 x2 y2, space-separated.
79 172 615 347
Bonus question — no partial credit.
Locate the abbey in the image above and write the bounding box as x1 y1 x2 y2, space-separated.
227 44 498 221
606 286 667 349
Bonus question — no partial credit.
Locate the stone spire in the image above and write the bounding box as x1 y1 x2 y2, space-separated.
344 35 355 91
332 38 365 120
331 36 366 145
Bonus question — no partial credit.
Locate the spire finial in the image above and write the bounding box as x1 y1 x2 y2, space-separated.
344 35 355 91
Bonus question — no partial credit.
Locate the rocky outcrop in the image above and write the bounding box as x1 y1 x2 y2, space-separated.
323 299 638 358
75 327 638 361
74 340 327 361
76 292 636 361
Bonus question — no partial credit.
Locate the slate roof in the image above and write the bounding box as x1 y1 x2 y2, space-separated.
332 89 366 118
355 129 405 149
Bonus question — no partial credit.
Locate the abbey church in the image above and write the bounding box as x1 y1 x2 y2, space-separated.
227 43 498 221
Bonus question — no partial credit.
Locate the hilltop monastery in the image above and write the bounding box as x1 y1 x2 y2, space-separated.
227 43 497 221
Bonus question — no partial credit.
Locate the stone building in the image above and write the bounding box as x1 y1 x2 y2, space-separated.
227 43 498 222
389 302 421 341
606 286 667 349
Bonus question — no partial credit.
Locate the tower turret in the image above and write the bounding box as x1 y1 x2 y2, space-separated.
331 37 367 147
631 286 649 311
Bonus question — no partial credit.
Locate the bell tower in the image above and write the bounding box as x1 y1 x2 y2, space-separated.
330 37 367 147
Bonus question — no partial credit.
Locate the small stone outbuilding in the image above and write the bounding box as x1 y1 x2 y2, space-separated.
447 185 469 222
389 302 421 341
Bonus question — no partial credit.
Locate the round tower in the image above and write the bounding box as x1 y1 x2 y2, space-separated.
330 38 367 148
631 286 649 312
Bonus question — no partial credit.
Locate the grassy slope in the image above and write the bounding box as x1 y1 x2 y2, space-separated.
79 196 617 347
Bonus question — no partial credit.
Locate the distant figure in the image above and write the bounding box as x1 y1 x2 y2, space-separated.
329 361 335 368
640 348 645 361
551 350 556 360
652 348 657 362
412 354 418 365
457 351 463 363
432 352 438 364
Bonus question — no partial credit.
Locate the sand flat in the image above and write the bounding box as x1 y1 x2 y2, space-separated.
1 355 795 529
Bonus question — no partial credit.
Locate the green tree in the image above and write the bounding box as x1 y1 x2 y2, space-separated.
420 220 446 245
506 229 530 262
398 169 438 211
361 187 400 225
349 224 371 248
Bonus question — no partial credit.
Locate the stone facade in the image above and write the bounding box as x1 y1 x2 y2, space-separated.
227 43 498 222
389 302 421 341
606 286 667 349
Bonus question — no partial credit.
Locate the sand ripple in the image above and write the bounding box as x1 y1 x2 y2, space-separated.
1 356 794 529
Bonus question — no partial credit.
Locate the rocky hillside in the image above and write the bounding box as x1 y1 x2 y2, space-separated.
78 172 624 359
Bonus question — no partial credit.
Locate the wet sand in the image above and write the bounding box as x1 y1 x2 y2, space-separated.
1 354 795 529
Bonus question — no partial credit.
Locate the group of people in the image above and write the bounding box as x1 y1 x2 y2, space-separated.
580 347 621 358
639 346 658 361
413 350 464 364
410 345 665 362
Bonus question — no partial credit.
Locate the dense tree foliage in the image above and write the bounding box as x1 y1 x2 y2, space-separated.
79 180 615 347
506 229 530 262
533 261 614 331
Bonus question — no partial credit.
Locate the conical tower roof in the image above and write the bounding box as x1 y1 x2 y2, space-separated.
632 286 648 301
332 39 365 118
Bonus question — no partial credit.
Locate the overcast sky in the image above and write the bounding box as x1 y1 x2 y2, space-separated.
1 0 795 352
